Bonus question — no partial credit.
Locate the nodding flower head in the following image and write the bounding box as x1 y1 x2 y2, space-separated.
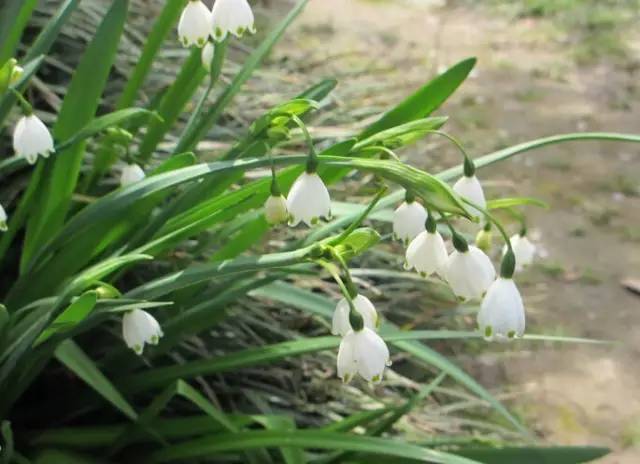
122 309 163 355
445 244 496 300
13 114 54 165
478 277 525 342
405 229 448 278
392 200 427 244
503 233 536 271
453 174 486 218
337 327 391 384
286 172 331 227
332 294 378 337
211 0 256 42
120 163 146 187
264 194 289 225
178 0 212 48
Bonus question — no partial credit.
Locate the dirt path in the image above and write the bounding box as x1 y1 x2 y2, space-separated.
288 1 640 461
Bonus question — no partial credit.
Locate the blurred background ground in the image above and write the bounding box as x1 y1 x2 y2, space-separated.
278 0 640 461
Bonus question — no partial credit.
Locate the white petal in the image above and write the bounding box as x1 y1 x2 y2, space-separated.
264 195 289 225
337 332 358 383
331 295 377 336
120 164 146 187
13 114 55 163
122 309 163 354
212 0 256 42
353 328 390 383
445 245 496 299
453 175 486 217
478 278 525 341
405 230 448 277
286 172 331 227
503 234 536 271
201 42 215 70
393 201 427 244
178 0 212 47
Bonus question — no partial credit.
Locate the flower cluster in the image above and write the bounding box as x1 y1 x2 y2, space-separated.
178 0 255 51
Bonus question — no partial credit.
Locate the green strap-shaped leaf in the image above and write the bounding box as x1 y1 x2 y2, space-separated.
24 0 81 62
0 0 38 62
34 291 98 346
54 340 137 420
21 0 129 270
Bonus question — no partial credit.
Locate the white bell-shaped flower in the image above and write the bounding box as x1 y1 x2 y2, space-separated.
201 41 215 70
332 294 378 337
393 199 427 244
286 172 331 227
120 163 146 187
264 194 288 225
477 277 525 341
13 114 54 164
337 327 391 384
122 309 163 355
211 0 256 42
503 233 536 271
0 204 7 232
453 174 486 217
178 0 212 47
445 240 496 300
405 230 448 278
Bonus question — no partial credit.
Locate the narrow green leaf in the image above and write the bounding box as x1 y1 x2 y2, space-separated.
0 0 38 62
34 291 98 346
453 446 610 464
24 0 81 62
54 340 137 420
487 197 549 210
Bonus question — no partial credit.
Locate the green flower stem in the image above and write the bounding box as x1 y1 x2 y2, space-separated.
290 114 317 172
424 129 475 175
461 198 512 252
10 87 31 114
329 186 387 246
317 258 362 330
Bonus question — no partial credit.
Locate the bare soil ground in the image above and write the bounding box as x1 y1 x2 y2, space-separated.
284 0 640 461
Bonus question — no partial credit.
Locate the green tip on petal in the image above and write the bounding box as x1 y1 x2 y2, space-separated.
311 217 319 225
484 326 493 339
507 330 516 339
371 374 381 383
0 222 7 232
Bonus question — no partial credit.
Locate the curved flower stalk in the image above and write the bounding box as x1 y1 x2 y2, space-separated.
122 309 163 355
332 294 378 337
201 41 215 70
393 193 428 244
478 249 526 341
13 113 54 164
120 163 146 187
211 0 256 42
178 0 212 47
0 204 7 232
503 232 536 271
405 214 448 277
445 232 495 299
337 327 391 384
453 157 486 218
264 194 289 225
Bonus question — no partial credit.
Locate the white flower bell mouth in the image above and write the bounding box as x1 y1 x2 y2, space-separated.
445 234 496 300
178 0 212 47
405 215 448 278
453 174 486 217
120 163 146 187
212 0 256 42
332 294 378 337
393 195 427 244
122 309 163 355
478 277 525 341
13 114 54 164
337 327 391 384
201 41 215 70
503 232 536 271
0 204 8 232
286 172 331 227
264 194 289 225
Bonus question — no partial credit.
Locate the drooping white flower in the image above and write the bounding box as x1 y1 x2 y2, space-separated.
10 65 23 84
201 41 215 70
286 172 331 227
13 114 54 164
264 194 288 225
332 294 378 337
120 163 146 187
445 245 496 299
337 327 390 383
392 200 427 244
211 0 256 42
503 233 536 271
405 229 448 278
178 0 212 47
453 174 486 217
0 204 7 232
477 277 525 341
122 309 163 355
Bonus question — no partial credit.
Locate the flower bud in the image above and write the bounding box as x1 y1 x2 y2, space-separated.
475 227 493 252
264 194 288 225
392 200 427 244
120 163 146 187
